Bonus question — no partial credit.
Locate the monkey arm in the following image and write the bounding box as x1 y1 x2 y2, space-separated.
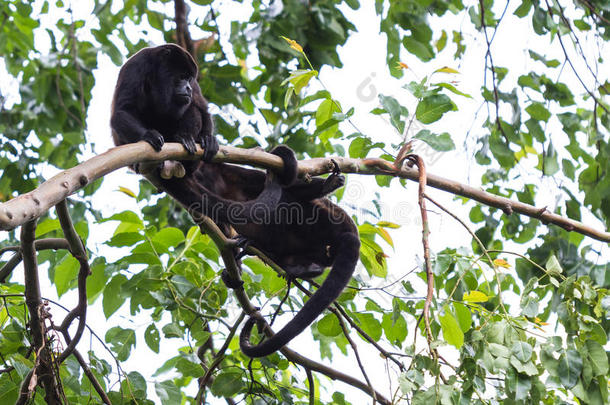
286 173 345 201
111 109 164 151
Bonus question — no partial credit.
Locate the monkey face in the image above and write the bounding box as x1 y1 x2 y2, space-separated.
146 45 198 119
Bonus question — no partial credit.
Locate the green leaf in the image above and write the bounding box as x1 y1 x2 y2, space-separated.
435 30 447 52
379 94 405 133
439 306 464 348
145 324 160 353
585 340 609 376
210 371 244 398
353 312 382 341
414 130 455 151
559 349 583 389
105 326 136 362
539 141 560 175
514 0 532 17
54 254 79 297
545 254 563 275
103 275 127 318
151 227 185 252
155 380 181 404
162 322 183 339
526 102 551 122
415 94 455 124
35 218 60 237
281 69 318 95
403 36 434 61
106 232 143 247
434 82 472 98
317 314 342 337
0 378 19 404
511 341 533 362
520 294 539 317
86 259 109 303
123 371 147 397
489 343 511 359
382 312 407 344
452 302 472 333
315 98 341 138
506 370 532 400
463 290 489 303
344 0 360 9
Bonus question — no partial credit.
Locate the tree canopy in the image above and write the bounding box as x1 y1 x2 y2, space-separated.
0 0 609 404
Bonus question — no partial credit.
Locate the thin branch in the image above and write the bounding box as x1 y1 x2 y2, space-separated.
479 0 510 143
544 0 609 114
294 278 405 372
334 301 377 404
55 199 91 363
0 143 606 241
174 0 194 55
425 194 508 315
197 312 246 403
305 367 315 405
405 156 434 348
61 332 111 404
0 238 70 283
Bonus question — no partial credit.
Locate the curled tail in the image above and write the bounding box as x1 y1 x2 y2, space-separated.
240 232 360 357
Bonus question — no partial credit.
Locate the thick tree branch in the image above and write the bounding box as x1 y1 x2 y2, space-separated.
0 142 607 242
18 220 62 404
0 238 70 283
55 200 91 363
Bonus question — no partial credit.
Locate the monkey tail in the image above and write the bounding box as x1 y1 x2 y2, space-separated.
239 232 360 357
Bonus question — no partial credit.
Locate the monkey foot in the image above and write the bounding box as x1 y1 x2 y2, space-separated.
221 269 244 289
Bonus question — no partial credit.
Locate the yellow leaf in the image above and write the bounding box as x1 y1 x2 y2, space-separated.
376 227 394 248
117 186 136 198
524 145 537 154
377 221 401 229
493 258 510 268
435 66 460 74
280 36 303 53
463 290 489 303
396 61 409 69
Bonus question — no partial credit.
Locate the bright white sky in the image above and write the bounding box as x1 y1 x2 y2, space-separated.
1 0 609 403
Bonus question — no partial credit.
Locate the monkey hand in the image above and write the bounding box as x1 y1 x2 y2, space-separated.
200 133 219 162
322 165 345 195
143 129 165 152
221 268 244 289
179 134 198 155
231 236 251 261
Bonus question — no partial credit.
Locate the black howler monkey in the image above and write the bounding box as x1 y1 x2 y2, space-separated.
110 44 290 223
173 151 360 358
111 43 217 160
110 44 360 357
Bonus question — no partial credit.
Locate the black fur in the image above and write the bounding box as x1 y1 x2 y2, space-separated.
171 149 360 357
111 43 218 162
110 44 360 357
110 44 291 223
